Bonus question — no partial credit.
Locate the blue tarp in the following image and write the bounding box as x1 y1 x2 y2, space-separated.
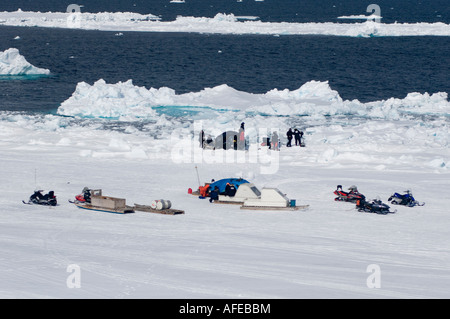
209 178 249 194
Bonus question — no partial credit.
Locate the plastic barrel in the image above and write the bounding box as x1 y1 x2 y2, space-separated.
151 200 161 209
290 199 296 207
152 199 172 210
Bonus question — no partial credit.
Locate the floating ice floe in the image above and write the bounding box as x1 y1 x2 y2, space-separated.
0 48 50 76
0 11 449 37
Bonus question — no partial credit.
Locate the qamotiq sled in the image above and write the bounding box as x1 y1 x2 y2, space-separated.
71 189 134 214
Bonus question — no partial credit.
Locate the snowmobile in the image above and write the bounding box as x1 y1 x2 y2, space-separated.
74 187 92 203
24 190 57 206
334 185 365 203
356 198 395 215
388 191 424 207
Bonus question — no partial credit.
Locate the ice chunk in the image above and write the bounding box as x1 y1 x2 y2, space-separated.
0 48 50 75
57 79 159 119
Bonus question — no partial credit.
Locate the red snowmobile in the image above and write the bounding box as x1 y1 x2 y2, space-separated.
334 185 366 203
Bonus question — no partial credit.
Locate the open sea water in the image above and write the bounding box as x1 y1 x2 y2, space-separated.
0 0 449 113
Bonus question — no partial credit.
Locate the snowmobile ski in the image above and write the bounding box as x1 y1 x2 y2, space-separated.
23 199 58 206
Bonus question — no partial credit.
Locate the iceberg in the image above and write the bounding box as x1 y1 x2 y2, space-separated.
0 48 50 76
57 79 159 119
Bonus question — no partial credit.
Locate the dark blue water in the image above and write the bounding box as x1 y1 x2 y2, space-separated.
0 0 449 113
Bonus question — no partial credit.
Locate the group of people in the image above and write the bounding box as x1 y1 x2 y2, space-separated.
198 123 305 150
286 128 304 147
209 182 237 203
265 128 304 150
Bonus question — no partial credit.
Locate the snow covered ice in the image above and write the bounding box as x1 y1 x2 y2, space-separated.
0 48 50 76
0 76 449 298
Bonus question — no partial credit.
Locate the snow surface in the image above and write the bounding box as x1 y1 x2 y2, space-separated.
0 79 449 298
0 10 449 37
0 48 50 76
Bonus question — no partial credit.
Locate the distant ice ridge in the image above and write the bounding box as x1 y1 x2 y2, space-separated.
0 11 449 37
0 9 160 29
0 48 50 75
57 79 450 121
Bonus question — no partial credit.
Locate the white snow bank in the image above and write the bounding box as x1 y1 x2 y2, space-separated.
0 11 449 37
0 48 50 75
57 79 450 121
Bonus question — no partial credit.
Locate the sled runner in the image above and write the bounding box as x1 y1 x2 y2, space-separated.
240 188 308 211
73 201 134 214
240 204 309 211
23 199 58 206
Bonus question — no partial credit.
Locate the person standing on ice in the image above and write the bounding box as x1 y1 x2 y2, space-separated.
294 129 303 146
209 186 219 203
238 122 245 150
199 130 205 148
271 131 279 150
286 128 293 147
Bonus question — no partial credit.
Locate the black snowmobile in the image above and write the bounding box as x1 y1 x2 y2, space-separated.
24 190 57 206
388 190 424 207
334 185 365 203
356 198 395 215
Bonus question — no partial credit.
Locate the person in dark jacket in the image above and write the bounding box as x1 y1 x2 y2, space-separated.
209 186 220 203
82 187 91 203
199 130 205 148
286 128 293 147
30 190 44 203
43 191 57 206
294 129 301 146
225 183 237 197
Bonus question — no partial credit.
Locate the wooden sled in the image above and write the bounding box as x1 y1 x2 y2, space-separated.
73 192 134 214
133 204 185 215
240 204 310 211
